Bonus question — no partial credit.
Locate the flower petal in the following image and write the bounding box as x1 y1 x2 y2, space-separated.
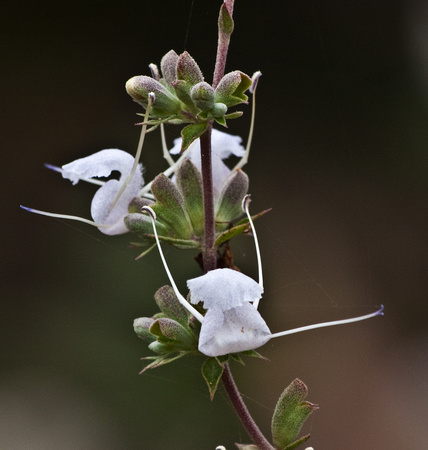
62 149 143 235
198 303 271 357
187 268 263 310
169 129 245 193
62 149 137 185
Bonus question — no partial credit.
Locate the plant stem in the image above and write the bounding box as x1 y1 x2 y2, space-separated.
213 0 234 89
200 123 217 272
221 364 275 450
197 2 274 448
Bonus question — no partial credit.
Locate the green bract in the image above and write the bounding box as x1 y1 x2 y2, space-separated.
271 379 318 450
124 158 261 251
133 286 200 372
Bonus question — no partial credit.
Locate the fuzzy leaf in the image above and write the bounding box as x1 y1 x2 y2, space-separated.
224 111 243 120
214 209 271 247
215 71 252 107
180 122 208 152
218 2 234 36
202 357 224 400
283 434 311 450
271 379 318 450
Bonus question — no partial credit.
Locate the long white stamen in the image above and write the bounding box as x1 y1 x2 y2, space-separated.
160 123 175 167
270 305 384 339
231 71 261 173
142 206 204 323
20 205 106 228
44 164 105 186
242 195 263 308
110 93 155 211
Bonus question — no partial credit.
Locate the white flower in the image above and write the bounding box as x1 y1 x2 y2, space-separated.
61 149 143 235
169 129 245 195
188 268 271 357
142 198 384 359
22 149 143 236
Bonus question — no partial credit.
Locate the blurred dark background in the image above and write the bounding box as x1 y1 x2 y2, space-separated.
2 0 428 448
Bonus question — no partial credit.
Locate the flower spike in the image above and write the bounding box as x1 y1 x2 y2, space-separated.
141 205 204 323
242 194 263 307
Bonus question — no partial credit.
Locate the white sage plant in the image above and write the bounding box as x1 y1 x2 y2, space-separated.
22 2 383 449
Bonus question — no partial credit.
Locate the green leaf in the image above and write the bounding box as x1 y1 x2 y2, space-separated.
239 349 269 361
224 111 243 120
140 352 188 372
214 115 227 127
271 379 318 450
230 353 245 365
218 2 234 36
202 357 224 400
154 235 201 249
283 434 311 450
214 209 271 247
134 243 156 260
180 122 208 152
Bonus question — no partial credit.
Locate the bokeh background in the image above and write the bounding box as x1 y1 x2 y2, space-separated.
3 0 428 448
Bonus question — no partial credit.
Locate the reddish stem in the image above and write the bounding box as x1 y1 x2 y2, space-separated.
197 2 275 448
200 123 217 272
221 365 275 450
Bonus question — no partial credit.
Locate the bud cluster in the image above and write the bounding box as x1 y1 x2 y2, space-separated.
134 285 201 370
126 50 252 151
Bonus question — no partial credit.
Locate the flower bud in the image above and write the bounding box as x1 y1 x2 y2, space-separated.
210 102 228 118
125 76 181 117
160 49 179 84
177 51 204 85
190 82 215 111
124 212 168 236
133 317 156 343
154 285 191 326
